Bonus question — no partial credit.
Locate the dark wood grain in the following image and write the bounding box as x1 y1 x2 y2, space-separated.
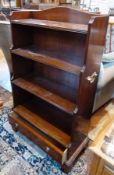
11 24 33 49
9 112 68 164
11 47 82 75
77 16 109 118
23 97 73 134
11 19 88 34
14 105 71 147
8 11 31 20
65 136 89 167
32 7 96 24
9 7 109 172
12 76 76 114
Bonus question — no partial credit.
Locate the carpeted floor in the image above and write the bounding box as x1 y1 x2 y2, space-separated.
0 86 93 175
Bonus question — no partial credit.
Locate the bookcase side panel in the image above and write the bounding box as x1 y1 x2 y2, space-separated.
77 16 109 118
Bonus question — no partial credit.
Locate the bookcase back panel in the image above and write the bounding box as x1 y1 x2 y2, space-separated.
12 54 34 78
33 28 87 66
25 97 72 134
12 84 33 107
34 63 79 102
12 24 87 67
12 54 78 102
12 24 34 48
12 84 72 134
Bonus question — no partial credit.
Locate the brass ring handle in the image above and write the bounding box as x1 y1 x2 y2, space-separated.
86 72 98 84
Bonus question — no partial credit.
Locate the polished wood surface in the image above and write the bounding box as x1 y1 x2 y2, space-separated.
102 165 114 175
78 16 109 118
32 7 97 24
12 19 88 33
9 7 96 23
89 100 114 175
14 105 71 147
12 76 76 114
9 112 67 164
8 11 31 20
9 7 109 172
90 154 114 175
10 11 109 118
89 154 100 175
11 47 82 75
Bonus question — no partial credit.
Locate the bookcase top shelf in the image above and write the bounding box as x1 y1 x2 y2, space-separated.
11 19 88 34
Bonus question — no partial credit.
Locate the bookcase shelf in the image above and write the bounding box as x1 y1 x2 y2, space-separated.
12 75 76 114
12 19 88 34
14 105 71 147
12 47 82 75
9 7 108 172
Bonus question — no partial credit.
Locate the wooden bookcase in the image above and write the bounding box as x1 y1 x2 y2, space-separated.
9 8 108 172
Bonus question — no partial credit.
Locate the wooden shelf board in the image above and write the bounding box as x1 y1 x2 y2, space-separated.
11 47 82 75
14 105 71 147
11 19 88 34
24 98 73 135
12 76 76 115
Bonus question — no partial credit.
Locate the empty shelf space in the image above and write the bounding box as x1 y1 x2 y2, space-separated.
11 47 82 75
12 76 76 115
11 19 88 34
14 105 71 147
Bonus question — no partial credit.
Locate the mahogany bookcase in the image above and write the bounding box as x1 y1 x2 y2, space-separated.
8 7 108 172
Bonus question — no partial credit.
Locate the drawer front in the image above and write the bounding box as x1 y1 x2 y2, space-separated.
9 112 68 165
102 165 114 175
